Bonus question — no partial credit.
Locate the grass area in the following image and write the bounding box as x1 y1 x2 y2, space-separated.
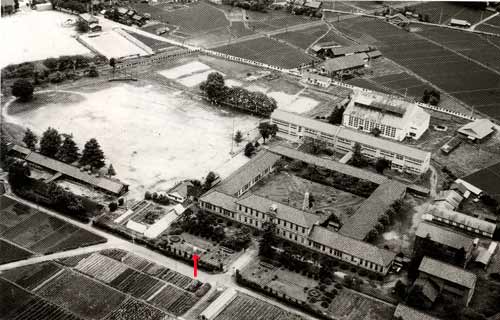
7 91 85 115
469 276 500 317
252 172 365 223
328 289 395 320
214 36 313 69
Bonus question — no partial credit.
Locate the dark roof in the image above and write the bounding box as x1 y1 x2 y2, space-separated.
331 45 373 56
394 304 441 320
309 225 396 266
236 194 320 228
12 145 127 195
414 278 439 303
339 181 407 240
199 190 236 212
320 54 366 73
415 221 474 251
216 151 281 196
269 145 389 185
461 160 500 202
419 257 477 289
167 181 194 199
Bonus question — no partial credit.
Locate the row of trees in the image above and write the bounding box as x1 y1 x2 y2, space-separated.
200 72 278 117
23 127 111 172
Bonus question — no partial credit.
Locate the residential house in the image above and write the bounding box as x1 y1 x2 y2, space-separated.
417 257 477 306
166 181 194 203
457 118 495 141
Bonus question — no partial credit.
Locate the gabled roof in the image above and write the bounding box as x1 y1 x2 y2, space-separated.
309 225 396 266
199 190 237 212
331 45 372 56
419 257 477 289
458 119 495 139
461 161 500 202
168 181 194 199
270 109 431 161
434 190 463 210
415 221 475 251
414 278 439 303
394 304 441 320
427 205 496 235
236 194 320 228
216 151 281 196
320 54 366 73
339 181 407 240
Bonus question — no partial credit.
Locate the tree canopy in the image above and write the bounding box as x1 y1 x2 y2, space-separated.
80 138 105 169
200 72 225 102
351 143 368 167
244 142 255 157
12 79 34 102
258 122 278 143
40 127 62 158
328 106 345 125
57 135 80 164
22 128 38 150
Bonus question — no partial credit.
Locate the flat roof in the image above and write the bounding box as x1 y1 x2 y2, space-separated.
419 257 476 289
271 109 431 160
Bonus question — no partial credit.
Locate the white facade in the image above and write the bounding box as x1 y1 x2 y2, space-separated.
270 109 431 175
342 92 430 141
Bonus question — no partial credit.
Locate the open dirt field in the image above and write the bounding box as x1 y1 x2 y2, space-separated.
0 9 91 68
4 83 259 200
79 30 152 59
333 17 500 120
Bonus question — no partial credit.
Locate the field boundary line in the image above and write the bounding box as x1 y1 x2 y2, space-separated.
32 268 65 292
147 282 168 301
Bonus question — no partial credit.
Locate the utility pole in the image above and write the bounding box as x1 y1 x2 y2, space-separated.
439 7 443 25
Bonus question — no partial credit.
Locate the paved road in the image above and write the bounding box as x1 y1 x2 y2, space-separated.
0 194 320 320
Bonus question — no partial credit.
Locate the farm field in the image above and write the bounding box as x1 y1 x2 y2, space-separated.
214 36 313 69
1 262 62 291
245 10 314 32
369 72 429 98
252 172 365 222
328 289 395 320
4 82 260 200
0 239 33 265
314 29 355 46
274 24 329 50
214 293 306 320
229 22 255 38
345 78 393 95
124 29 178 52
476 15 500 34
0 196 106 258
332 17 500 120
416 25 500 73
408 2 492 25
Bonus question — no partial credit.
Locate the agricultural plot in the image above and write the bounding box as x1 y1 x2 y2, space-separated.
214 293 305 320
36 269 127 319
0 239 33 265
245 11 313 32
1 262 62 291
274 24 329 50
328 290 395 320
369 72 429 98
230 22 255 38
332 17 500 120
345 78 393 95
214 37 313 69
315 30 355 46
105 298 168 320
149 284 199 316
416 26 500 73
476 15 500 34
124 30 178 52
409 2 492 25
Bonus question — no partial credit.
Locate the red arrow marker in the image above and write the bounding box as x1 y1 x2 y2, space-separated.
192 254 199 278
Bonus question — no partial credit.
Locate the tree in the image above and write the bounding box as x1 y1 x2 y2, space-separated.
80 138 105 169
203 171 217 191
422 89 440 106
259 220 277 258
366 229 379 242
107 164 116 176
22 128 38 150
258 122 278 143
406 285 428 309
200 72 226 103
328 106 345 125
76 19 89 33
394 280 407 300
8 161 31 190
379 213 391 226
371 127 381 137
375 158 391 174
56 135 79 163
351 143 367 167
11 79 34 102
234 130 243 144
40 127 62 158
244 142 255 157
88 65 98 77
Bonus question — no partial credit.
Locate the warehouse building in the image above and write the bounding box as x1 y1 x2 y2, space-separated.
342 92 430 141
270 110 431 174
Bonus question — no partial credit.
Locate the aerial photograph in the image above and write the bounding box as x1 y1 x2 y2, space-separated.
1 0 500 319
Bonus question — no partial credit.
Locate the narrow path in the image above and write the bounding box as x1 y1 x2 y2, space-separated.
471 11 499 30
